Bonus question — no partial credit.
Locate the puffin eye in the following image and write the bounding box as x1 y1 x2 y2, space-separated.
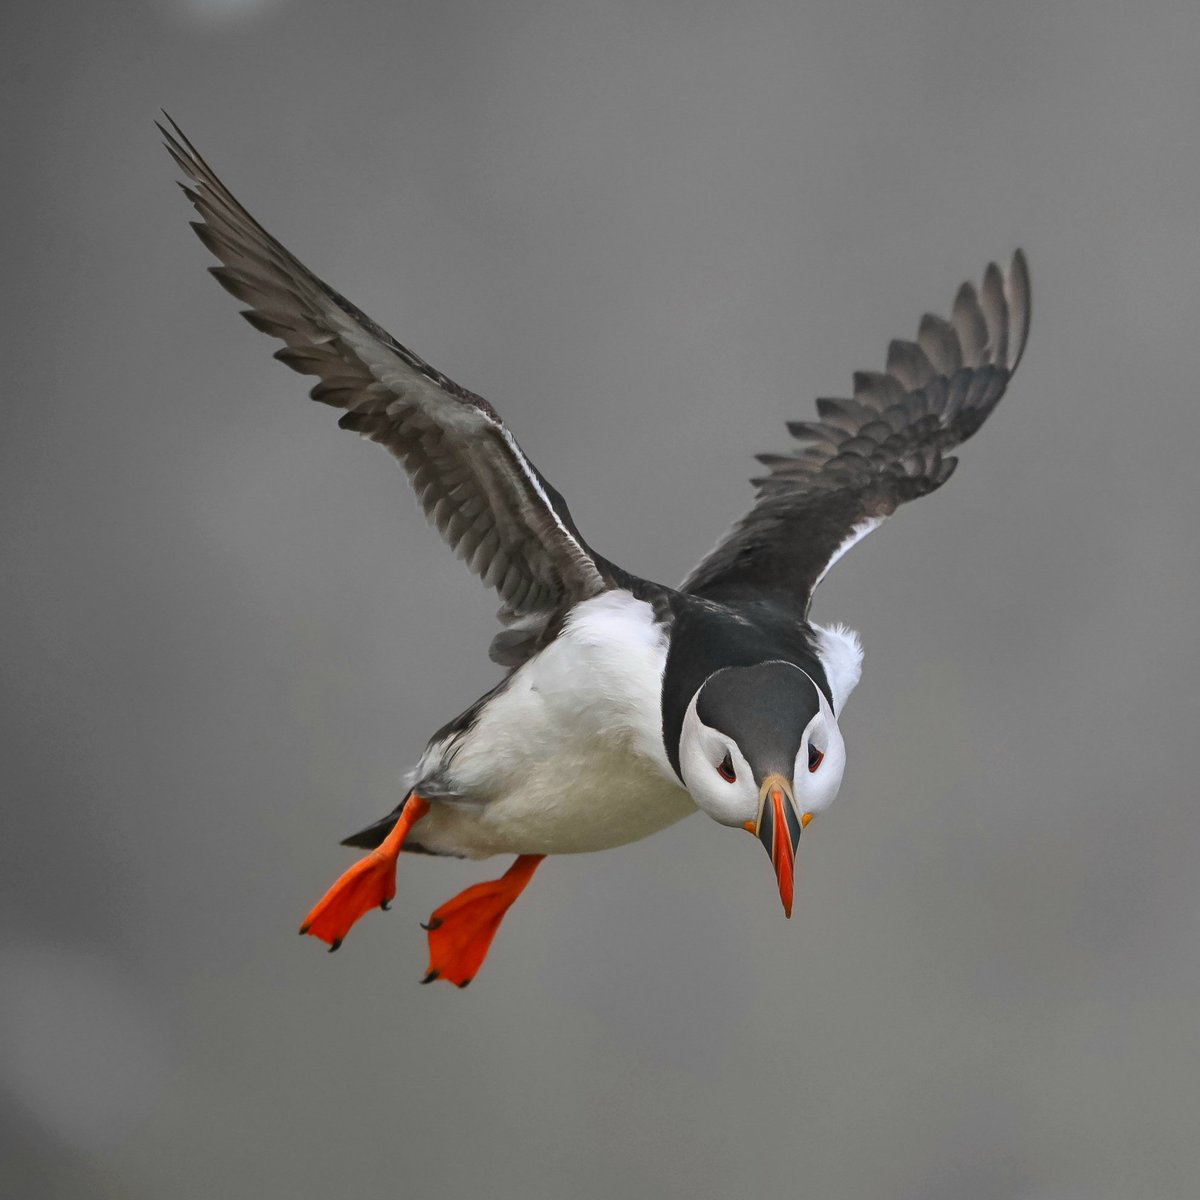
716 752 736 783
808 744 824 773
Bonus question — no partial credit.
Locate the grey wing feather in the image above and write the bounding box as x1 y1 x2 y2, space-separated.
162 117 611 655
683 251 1030 609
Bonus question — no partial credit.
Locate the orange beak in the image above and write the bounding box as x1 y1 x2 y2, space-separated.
749 773 805 918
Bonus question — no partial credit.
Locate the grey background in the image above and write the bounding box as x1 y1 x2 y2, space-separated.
4 1 1199 1197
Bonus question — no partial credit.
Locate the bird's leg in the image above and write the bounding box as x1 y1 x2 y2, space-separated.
299 795 430 951
422 854 544 988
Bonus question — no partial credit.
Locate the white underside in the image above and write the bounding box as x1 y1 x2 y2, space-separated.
412 591 695 859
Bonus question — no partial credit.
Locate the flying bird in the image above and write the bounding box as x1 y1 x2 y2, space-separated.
162 117 1030 987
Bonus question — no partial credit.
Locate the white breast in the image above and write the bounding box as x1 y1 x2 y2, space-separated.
414 591 695 858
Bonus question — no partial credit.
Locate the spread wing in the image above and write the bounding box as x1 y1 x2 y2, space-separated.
683 251 1030 611
161 117 613 663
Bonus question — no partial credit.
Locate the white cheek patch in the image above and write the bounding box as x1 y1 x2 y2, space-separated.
678 693 759 828
793 684 846 813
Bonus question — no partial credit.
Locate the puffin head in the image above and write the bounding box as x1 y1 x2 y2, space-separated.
676 660 845 917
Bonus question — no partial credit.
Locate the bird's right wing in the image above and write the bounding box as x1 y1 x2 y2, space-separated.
683 252 1030 611
162 117 612 655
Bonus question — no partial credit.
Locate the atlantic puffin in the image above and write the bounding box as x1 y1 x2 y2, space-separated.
162 118 1030 987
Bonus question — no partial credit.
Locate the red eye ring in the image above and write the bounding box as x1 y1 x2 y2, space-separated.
808 745 824 773
717 753 736 783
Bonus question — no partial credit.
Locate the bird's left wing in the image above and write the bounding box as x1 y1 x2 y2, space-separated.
683 251 1030 612
162 118 612 657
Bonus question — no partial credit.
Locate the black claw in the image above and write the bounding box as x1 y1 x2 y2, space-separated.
298 924 311 936
421 969 440 985
380 899 391 912
328 937 343 953
457 979 471 989
420 917 443 932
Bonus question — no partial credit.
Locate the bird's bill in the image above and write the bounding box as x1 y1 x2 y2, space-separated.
750 774 806 918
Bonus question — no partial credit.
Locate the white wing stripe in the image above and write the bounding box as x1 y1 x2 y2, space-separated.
811 517 885 591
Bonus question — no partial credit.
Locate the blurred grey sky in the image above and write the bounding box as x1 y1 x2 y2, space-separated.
4 1 1200 1197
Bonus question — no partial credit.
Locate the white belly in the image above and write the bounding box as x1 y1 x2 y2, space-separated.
413 591 696 858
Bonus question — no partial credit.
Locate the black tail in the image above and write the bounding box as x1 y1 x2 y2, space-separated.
340 798 409 849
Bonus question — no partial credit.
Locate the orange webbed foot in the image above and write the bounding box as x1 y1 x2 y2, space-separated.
300 795 430 951
422 854 543 987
